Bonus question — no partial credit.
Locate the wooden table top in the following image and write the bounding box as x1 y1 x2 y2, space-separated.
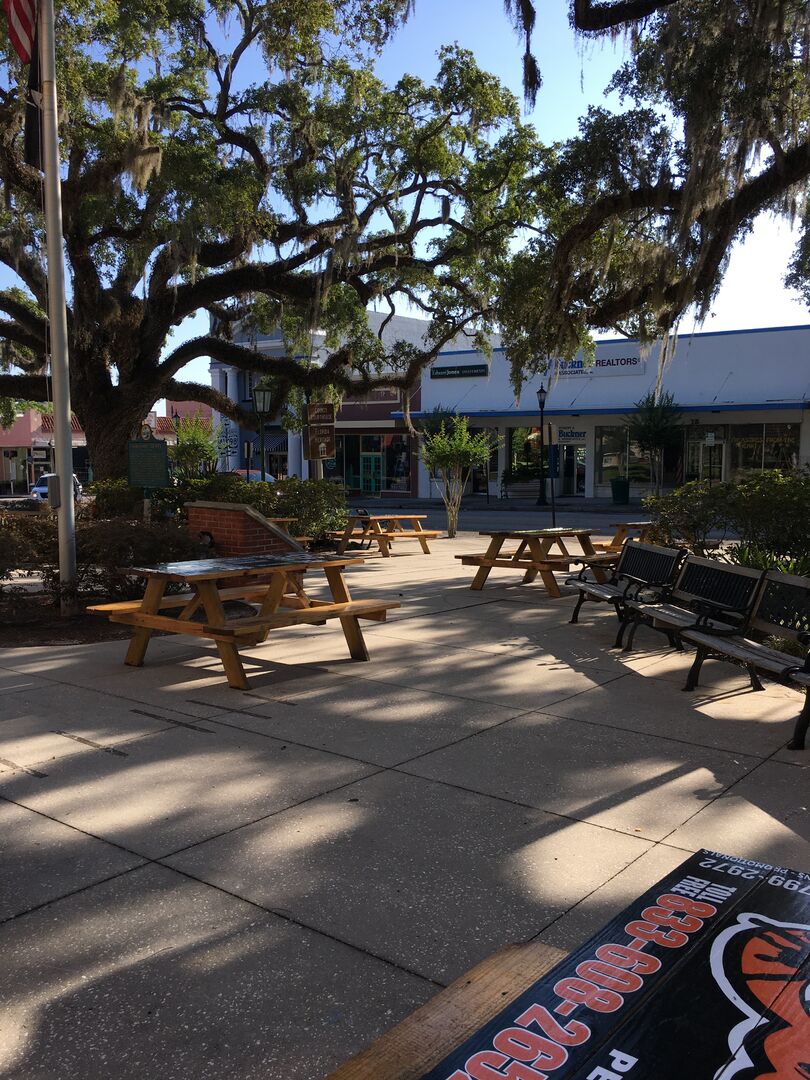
348 514 427 522
479 527 597 538
609 520 652 528
126 553 366 582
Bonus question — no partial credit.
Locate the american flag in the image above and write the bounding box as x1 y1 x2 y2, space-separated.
3 0 37 64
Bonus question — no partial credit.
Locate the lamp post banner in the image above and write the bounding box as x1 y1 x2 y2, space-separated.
420 849 810 1080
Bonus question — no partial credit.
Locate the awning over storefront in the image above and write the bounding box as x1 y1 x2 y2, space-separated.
395 402 807 420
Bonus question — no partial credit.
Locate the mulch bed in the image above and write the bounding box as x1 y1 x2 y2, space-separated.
0 595 134 647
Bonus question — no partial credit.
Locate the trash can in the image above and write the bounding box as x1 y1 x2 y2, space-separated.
611 477 630 505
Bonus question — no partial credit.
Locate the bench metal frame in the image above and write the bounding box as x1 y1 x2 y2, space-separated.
616 556 764 653
681 569 810 750
569 540 684 637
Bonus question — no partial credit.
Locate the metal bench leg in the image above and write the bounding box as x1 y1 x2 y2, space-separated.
623 619 641 653
787 696 810 751
747 664 765 692
570 593 586 624
683 646 707 691
613 617 630 650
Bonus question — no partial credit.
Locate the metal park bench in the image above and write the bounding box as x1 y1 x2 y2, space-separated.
568 540 684 642
617 555 764 653
681 569 810 750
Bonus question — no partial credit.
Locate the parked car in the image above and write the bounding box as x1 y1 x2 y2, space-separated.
227 469 276 482
30 473 83 502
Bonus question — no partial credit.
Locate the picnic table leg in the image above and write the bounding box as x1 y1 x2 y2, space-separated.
124 577 168 667
470 536 505 590
412 520 432 554
335 521 354 555
324 566 369 661
527 538 562 597
579 534 609 584
370 521 391 557
195 579 249 690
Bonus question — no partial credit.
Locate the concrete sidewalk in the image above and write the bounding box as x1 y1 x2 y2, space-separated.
0 532 807 1078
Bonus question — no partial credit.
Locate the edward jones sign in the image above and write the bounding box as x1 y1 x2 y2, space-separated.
557 355 646 377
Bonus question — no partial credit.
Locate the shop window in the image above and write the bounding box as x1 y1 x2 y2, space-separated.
729 424 763 475
382 434 411 491
508 426 541 481
596 426 627 485
727 423 800 478
764 423 800 471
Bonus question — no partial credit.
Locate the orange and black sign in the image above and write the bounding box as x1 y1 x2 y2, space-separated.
423 850 810 1080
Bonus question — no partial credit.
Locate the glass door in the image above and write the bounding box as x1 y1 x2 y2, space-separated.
686 436 724 483
360 453 382 495
561 444 586 496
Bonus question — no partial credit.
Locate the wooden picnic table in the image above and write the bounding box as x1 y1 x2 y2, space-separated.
88 553 399 690
327 937 566 1080
333 514 441 557
592 520 654 553
456 528 614 597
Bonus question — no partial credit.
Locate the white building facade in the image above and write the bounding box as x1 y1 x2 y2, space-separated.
414 324 810 499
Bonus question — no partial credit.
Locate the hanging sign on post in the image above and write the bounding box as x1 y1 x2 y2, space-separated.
304 402 336 459
305 423 336 460
307 402 336 425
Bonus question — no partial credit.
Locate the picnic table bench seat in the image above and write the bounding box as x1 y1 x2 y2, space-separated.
680 569 810 750
617 556 763 653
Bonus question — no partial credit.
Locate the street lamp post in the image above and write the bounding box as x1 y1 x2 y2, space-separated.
536 383 548 507
251 385 273 482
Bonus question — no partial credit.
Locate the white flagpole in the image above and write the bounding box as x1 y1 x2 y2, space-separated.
39 0 77 613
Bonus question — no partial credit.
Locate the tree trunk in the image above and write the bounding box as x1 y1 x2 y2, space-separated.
80 398 152 480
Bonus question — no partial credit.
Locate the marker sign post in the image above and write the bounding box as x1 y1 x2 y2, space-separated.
420 849 810 1080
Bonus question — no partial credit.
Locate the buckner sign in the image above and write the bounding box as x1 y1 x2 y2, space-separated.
557 355 647 377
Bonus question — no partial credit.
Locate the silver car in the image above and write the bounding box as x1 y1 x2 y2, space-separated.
30 473 83 502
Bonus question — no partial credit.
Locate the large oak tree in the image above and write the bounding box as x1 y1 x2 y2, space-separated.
500 0 810 388
0 0 540 475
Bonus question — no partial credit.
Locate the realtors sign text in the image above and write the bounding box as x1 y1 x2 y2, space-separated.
557 355 646 377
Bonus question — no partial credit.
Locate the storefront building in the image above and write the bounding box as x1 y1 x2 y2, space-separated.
210 314 425 494
414 324 810 499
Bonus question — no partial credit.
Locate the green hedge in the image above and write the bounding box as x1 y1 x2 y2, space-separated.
0 514 203 601
643 469 810 571
151 474 348 540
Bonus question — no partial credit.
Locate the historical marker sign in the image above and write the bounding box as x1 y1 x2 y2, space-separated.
307 402 336 424
305 423 336 460
127 431 170 489
421 849 810 1079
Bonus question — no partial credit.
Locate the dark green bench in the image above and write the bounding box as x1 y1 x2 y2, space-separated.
682 569 810 750
617 556 764 653
568 540 685 648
